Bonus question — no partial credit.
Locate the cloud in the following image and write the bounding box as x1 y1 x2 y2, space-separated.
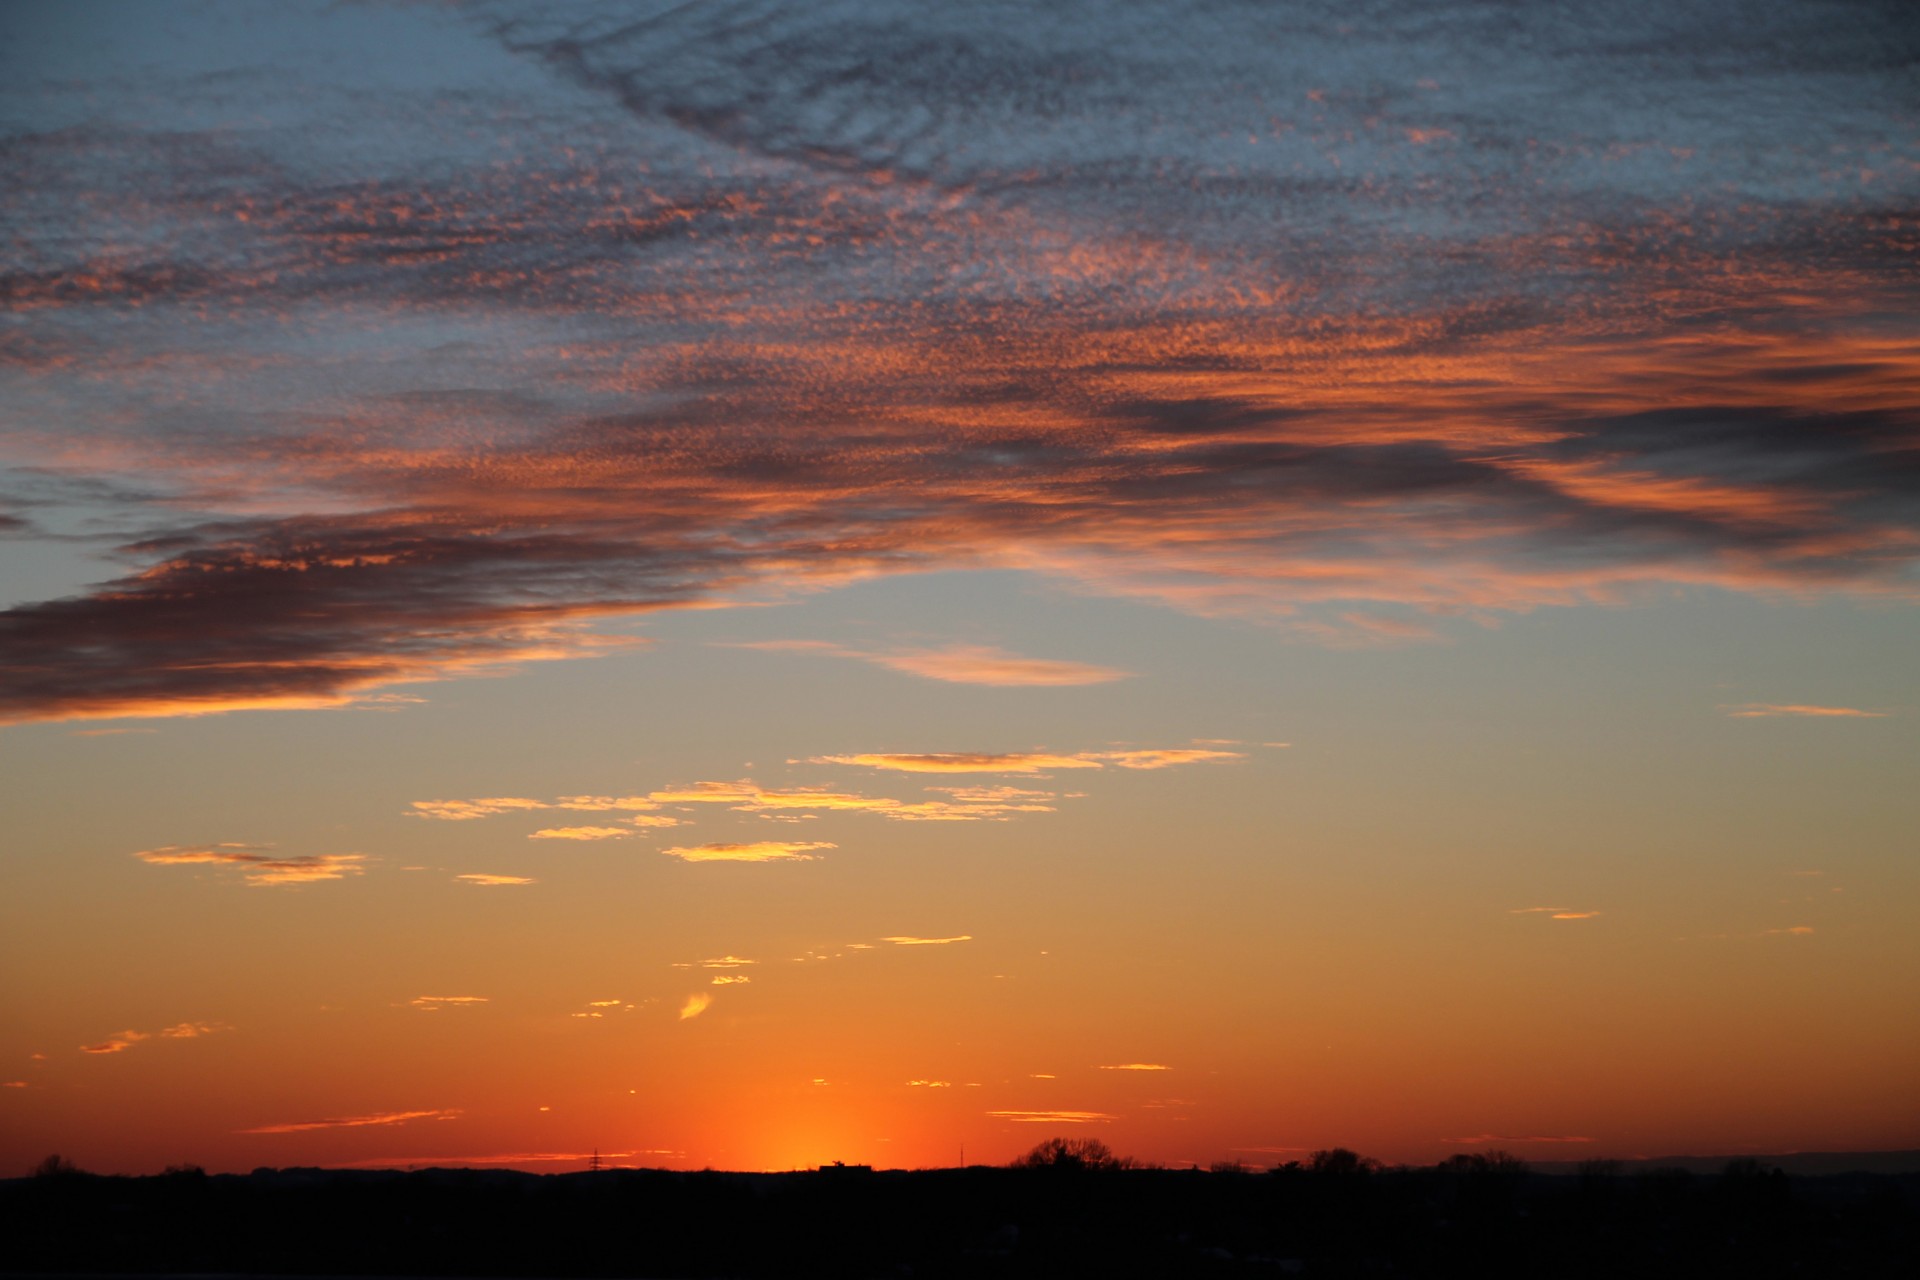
159 1020 229 1038
1098 1063 1171 1071
133 844 366 886
647 778 1033 822
672 955 757 969
79 1031 148 1055
409 996 490 1010
239 1109 461 1135
659 841 834 863
1764 925 1816 936
710 974 751 985
454 873 536 886
1721 704 1889 718
907 1079 952 1088
879 935 973 946
528 825 630 840
411 798 552 820
553 795 662 812
1510 907 1601 920
987 1110 1116 1124
807 746 1243 774
81 1021 230 1054
1 0 1916 727
734 639 1131 686
678 993 713 1020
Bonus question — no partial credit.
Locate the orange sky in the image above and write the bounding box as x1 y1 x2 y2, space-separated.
2 0 1917 1174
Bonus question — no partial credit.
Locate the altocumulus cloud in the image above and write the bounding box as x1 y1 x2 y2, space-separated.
0 1 1916 725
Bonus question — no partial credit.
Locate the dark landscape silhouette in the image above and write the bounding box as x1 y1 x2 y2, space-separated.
7 1142 1916 1278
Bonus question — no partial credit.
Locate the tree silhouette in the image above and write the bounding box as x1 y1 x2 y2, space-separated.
1012 1136 1131 1171
1306 1147 1381 1175
30 1154 79 1178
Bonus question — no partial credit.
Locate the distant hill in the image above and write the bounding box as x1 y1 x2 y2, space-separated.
1532 1149 1920 1176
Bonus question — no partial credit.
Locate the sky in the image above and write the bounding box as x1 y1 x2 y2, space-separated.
1 0 1916 1175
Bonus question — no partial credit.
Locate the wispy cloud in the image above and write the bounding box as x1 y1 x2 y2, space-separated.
678 993 713 1020
240 1109 461 1134
660 841 834 863
79 1030 148 1055
1764 925 1816 936
409 996 489 1010
454 873 536 886
733 640 1131 686
987 1110 1116 1124
880 935 973 946
410 798 553 821
672 955 757 970
1721 703 1888 718
1098 1062 1171 1071
528 826 631 841
649 778 1050 822
133 844 366 886
1510 907 1602 920
81 1021 230 1054
807 746 1244 774
710 974 751 985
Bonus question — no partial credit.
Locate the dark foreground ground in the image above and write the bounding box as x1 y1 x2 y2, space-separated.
4 1162 1916 1279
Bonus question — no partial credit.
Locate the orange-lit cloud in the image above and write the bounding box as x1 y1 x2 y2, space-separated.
409 996 490 1010
410 798 552 820
1510 907 1601 920
1764 925 1817 936
454 873 536 886
673 955 757 969
79 1031 148 1055
528 826 630 840
678 993 713 1020
734 639 1132 686
133 844 367 886
659 840 834 863
987 1110 1116 1124
879 935 973 946
3 12 1919 735
1721 704 1888 718
159 1021 229 1038
80 1021 230 1054
710 975 751 985
1098 1063 1171 1071
240 1109 461 1134
807 746 1244 774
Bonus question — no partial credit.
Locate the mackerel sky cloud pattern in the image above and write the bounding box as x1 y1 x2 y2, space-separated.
2 0 1918 722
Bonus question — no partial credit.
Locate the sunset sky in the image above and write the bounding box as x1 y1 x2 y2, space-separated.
2 0 1917 1176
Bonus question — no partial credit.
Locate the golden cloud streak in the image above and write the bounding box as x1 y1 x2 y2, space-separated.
240 1108 461 1134
808 746 1244 773
1721 703 1888 718
660 841 833 863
